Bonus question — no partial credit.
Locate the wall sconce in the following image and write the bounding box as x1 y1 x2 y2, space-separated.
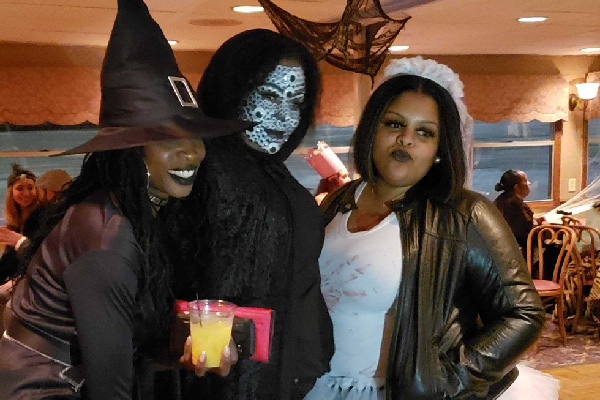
569 82 600 111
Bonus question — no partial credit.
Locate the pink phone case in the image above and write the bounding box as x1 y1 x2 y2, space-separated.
233 307 274 362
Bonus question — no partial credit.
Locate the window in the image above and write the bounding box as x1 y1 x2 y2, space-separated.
0 123 96 222
1 122 352 221
289 121 560 202
587 118 600 184
285 124 354 193
471 120 557 202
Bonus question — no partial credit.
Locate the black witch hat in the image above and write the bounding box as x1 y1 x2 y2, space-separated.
60 0 251 155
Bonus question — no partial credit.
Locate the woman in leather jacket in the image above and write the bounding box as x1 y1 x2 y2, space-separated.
304 58 556 400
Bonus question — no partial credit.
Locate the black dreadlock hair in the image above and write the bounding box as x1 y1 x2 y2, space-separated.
19 148 174 337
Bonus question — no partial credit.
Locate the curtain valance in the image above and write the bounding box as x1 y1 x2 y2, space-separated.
461 75 569 123
0 67 570 127
0 67 100 125
314 73 355 127
0 67 201 126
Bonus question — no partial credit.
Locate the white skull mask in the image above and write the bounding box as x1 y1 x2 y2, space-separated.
239 64 306 154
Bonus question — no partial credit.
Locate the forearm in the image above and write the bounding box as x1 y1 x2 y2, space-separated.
463 201 544 378
0 280 14 303
462 303 542 375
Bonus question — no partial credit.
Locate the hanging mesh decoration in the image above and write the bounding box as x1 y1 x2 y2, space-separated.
257 0 411 78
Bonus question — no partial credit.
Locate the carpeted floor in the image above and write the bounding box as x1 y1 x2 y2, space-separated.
522 314 600 370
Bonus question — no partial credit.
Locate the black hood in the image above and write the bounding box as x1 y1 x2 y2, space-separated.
196 29 320 163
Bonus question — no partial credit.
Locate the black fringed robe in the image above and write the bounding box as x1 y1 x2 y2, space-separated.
174 135 334 400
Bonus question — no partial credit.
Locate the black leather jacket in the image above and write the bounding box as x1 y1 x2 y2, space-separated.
321 180 544 400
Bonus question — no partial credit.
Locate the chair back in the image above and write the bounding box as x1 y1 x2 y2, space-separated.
561 215 582 226
527 225 577 285
568 225 600 286
527 225 581 345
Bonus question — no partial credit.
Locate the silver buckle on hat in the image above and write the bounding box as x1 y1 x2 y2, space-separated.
168 76 198 108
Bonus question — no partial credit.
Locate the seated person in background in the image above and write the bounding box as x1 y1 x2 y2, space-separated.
0 168 73 330
3 163 38 234
0 164 39 331
1 164 39 289
494 169 544 257
36 168 72 202
0 169 72 255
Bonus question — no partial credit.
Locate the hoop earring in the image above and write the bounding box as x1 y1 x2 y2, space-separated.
143 161 150 189
434 156 441 164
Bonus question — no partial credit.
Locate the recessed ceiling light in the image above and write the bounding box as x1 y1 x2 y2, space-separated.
168 40 178 46
389 45 410 52
581 47 600 53
517 16 547 23
190 18 242 27
232 5 264 13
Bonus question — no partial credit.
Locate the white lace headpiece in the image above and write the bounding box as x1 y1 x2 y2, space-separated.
375 56 473 150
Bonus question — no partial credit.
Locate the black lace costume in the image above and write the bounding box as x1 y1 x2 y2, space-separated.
161 29 334 400
168 131 334 400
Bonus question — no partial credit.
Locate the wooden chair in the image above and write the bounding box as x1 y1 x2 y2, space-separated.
566 225 600 330
568 225 600 287
585 268 600 336
527 224 580 345
561 215 583 226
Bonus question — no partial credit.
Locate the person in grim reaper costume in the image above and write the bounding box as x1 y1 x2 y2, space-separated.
163 29 334 400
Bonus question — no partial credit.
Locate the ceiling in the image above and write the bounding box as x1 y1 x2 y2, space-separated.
0 0 599 55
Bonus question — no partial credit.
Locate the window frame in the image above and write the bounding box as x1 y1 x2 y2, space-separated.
583 118 600 187
471 120 561 208
1 121 563 209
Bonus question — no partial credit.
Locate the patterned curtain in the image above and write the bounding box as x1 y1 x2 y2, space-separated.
0 66 570 127
315 72 356 126
461 75 569 123
0 67 100 125
0 68 201 126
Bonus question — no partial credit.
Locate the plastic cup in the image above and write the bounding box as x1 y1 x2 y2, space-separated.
188 299 237 368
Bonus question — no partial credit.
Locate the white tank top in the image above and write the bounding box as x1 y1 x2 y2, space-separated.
319 182 402 382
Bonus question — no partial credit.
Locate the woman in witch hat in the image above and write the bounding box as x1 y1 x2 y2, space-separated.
0 0 250 399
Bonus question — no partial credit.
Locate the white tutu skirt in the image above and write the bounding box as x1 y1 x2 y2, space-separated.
497 363 559 400
303 375 385 400
304 363 559 400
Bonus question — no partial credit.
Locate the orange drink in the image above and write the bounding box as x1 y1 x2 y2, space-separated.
189 300 237 368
